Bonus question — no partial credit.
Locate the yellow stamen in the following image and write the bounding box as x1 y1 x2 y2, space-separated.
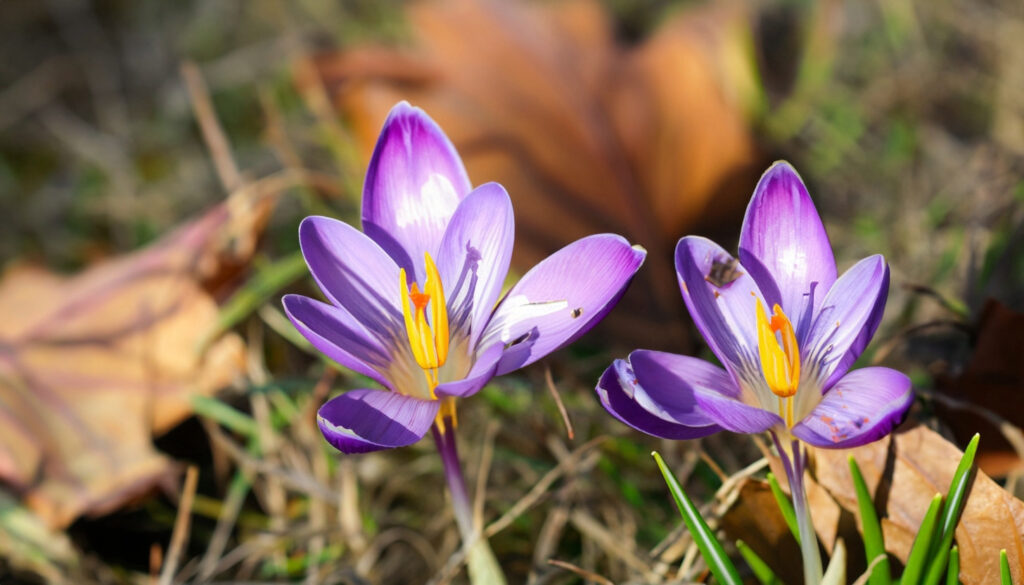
401 270 439 369
424 252 449 366
755 300 800 399
399 252 452 410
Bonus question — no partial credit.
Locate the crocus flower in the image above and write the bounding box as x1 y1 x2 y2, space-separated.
285 102 645 454
597 161 913 449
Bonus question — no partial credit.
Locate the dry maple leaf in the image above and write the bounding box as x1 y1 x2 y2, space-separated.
813 425 1024 585
302 0 762 350
0 191 273 529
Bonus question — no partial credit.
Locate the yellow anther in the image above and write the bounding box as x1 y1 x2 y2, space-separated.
756 300 800 399
399 253 450 392
401 269 439 369
424 252 449 366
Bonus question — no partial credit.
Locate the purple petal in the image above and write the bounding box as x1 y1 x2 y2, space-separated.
629 350 741 424
361 102 472 281
803 255 890 388
299 216 402 338
317 389 439 454
283 294 392 389
485 234 646 375
596 360 721 440
434 342 503 398
791 367 913 448
675 236 766 384
738 162 837 339
693 389 782 434
437 183 514 347
630 342 782 435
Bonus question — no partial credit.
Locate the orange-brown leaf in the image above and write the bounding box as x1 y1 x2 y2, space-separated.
0 196 270 528
813 425 1024 585
304 0 762 349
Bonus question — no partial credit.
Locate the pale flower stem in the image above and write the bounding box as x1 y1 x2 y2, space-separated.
432 419 508 585
773 432 823 585
432 421 475 538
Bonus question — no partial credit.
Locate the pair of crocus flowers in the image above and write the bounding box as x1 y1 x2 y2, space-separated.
285 102 913 455
283 102 645 453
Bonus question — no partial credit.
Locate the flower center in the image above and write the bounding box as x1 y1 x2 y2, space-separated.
399 252 457 429
755 300 800 427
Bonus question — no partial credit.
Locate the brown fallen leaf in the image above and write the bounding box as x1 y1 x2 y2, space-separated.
303 0 762 349
719 478 805 584
813 424 1024 585
936 299 1024 476
0 188 274 528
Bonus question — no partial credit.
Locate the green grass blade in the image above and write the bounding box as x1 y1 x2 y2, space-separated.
901 493 943 585
736 540 785 585
942 545 958 585
767 472 800 545
652 451 742 585
191 395 259 439
1000 549 1012 585
945 546 959 585
849 457 890 585
933 434 979 548
922 435 979 585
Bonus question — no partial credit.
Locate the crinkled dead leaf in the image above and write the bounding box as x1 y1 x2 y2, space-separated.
0 193 272 528
936 299 1024 476
812 425 1024 585
303 0 762 349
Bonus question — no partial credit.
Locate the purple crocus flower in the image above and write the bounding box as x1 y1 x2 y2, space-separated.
597 161 913 449
284 102 645 455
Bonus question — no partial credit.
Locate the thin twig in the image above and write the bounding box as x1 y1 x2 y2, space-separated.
196 469 251 581
205 420 337 500
485 436 606 539
544 366 574 440
569 510 655 578
159 466 199 585
472 420 499 532
181 61 242 192
547 559 616 585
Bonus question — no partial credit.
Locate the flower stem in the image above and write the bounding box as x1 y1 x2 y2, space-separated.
773 432 823 585
431 418 507 585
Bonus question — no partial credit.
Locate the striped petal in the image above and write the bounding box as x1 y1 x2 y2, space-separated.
362 102 472 281
596 359 721 440
317 389 439 454
792 367 912 448
738 161 837 340
486 235 645 375
675 236 766 385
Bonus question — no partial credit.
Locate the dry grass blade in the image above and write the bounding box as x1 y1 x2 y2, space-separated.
547 559 615 585
569 509 654 579
485 436 606 539
158 465 199 585
473 421 500 532
426 437 607 585
204 420 336 501
180 61 242 192
544 366 574 440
